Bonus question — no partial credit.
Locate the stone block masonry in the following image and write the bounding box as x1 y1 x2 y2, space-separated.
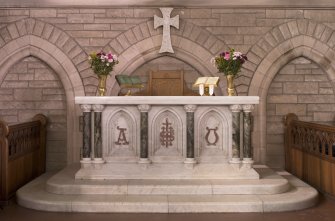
0 57 67 171
0 6 335 171
266 57 335 168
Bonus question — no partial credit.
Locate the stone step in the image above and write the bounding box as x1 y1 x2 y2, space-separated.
75 162 261 180
17 171 318 213
46 164 290 195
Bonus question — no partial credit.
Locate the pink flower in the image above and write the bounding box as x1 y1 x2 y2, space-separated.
224 52 230 60
107 53 113 60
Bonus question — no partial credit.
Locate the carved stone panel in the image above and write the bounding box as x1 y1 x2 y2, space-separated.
149 106 186 162
102 106 140 162
195 106 232 163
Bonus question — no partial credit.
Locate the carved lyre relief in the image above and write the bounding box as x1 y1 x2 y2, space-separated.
205 126 219 146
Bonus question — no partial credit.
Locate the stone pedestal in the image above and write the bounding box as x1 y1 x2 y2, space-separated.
75 96 259 180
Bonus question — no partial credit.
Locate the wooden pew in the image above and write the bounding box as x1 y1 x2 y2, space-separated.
0 114 47 205
284 113 335 197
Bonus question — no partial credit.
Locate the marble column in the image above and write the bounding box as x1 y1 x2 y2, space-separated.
138 104 151 164
92 104 104 163
242 104 254 168
80 104 92 164
184 104 197 166
229 104 242 164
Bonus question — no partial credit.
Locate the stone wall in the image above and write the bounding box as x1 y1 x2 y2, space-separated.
0 6 335 169
266 57 335 168
0 57 67 171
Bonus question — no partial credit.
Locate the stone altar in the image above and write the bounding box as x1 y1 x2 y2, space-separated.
75 96 259 180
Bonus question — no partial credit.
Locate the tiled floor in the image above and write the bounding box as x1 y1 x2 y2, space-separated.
1 194 335 221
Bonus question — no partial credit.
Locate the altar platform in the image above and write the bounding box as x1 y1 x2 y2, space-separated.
16 164 318 213
16 96 318 212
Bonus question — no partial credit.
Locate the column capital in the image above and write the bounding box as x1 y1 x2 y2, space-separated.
138 104 151 112
184 104 197 112
80 104 92 112
229 104 242 112
242 104 254 112
92 104 104 112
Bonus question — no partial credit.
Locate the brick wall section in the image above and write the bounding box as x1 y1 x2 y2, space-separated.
266 57 335 168
1 8 335 96
0 56 67 171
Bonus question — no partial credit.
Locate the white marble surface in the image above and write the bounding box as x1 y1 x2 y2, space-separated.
102 106 140 162
47 164 291 195
75 162 260 180
195 106 232 162
75 96 259 105
148 106 186 162
17 166 319 213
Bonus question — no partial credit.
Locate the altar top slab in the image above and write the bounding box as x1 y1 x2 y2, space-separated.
0 0 334 8
75 96 259 105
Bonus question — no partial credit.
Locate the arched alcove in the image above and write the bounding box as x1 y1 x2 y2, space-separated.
0 56 68 170
248 41 335 167
0 31 85 168
266 57 335 168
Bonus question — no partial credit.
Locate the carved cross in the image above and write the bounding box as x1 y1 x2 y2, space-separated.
154 8 179 53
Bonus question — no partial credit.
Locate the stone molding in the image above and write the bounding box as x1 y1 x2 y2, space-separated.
138 104 151 112
242 104 254 112
80 104 92 112
184 104 197 112
229 104 242 112
247 19 335 95
92 104 104 112
0 18 91 94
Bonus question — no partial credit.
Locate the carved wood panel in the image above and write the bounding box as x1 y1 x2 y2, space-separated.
148 71 184 96
285 113 335 197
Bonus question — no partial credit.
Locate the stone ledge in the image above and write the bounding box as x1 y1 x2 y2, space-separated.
45 164 289 195
16 167 318 213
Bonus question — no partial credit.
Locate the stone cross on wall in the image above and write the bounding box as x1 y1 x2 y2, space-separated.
154 8 179 53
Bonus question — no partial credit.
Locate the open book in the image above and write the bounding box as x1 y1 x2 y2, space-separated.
115 75 144 88
193 77 220 87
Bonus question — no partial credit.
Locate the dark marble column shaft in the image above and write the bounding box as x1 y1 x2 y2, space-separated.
184 105 197 160
81 105 92 159
140 111 149 158
243 111 252 158
186 112 195 158
94 112 102 158
138 104 151 160
92 104 104 159
232 111 241 159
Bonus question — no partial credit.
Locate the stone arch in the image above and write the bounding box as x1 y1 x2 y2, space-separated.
103 19 228 96
246 19 335 165
0 18 94 95
0 19 87 165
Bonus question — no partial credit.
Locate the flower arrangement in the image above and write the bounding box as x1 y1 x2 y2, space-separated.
212 48 247 76
88 51 119 75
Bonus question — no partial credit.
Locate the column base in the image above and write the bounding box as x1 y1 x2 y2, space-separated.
138 158 151 164
93 158 105 163
229 157 241 164
242 158 254 169
92 158 104 169
184 158 197 169
80 158 92 169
